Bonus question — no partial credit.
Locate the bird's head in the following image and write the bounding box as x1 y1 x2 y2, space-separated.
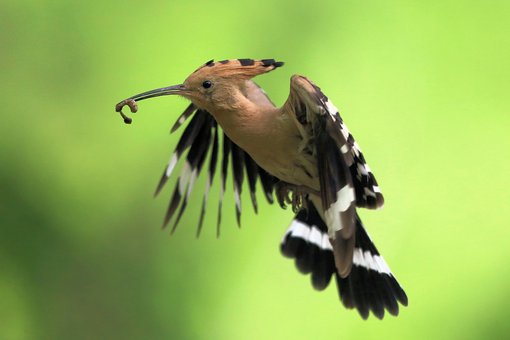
116 59 284 123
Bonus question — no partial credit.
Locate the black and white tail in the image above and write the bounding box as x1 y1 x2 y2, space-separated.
281 202 408 319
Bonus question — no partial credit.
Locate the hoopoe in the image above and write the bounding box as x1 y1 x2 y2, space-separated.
115 59 408 319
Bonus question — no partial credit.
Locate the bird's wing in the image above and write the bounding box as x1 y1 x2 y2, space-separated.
155 81 278 236
287 75 384 210
285 75 384 209
283 75 384 277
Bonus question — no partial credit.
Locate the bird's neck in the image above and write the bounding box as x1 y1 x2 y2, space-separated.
210 98 281 148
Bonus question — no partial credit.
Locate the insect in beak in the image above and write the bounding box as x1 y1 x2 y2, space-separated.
115 84 185 124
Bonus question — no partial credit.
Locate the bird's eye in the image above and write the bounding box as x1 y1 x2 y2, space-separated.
202 80 212 89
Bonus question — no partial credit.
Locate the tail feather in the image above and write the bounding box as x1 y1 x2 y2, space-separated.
281 208 335 290
280 201 407 319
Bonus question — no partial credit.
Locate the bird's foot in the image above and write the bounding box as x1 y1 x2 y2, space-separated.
275 182 318 212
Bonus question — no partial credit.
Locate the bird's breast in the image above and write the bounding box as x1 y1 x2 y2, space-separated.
231 127 319 191
211 106 319 191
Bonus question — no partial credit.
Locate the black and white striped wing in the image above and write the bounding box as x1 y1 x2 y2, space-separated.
155 89 277 236
323 95 384 210
289 75 384 212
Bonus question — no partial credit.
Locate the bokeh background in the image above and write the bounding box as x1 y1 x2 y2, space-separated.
1 0 509 339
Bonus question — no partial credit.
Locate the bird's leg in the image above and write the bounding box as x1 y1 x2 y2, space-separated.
115 98 138 124
274 181 319 212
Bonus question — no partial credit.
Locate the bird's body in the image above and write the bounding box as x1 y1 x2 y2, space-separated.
219 99 317 191
115 59 407 319
214 104 300 184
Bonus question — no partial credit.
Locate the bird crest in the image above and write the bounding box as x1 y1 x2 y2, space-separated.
192 58 284 79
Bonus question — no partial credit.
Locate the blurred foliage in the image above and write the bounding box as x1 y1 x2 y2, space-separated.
1 0 509 339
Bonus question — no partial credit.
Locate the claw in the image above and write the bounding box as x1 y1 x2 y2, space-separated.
275 181 314 212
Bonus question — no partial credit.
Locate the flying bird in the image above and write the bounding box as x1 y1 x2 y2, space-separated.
115 59 407 319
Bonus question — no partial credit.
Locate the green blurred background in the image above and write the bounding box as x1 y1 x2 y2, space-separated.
1 0 509 339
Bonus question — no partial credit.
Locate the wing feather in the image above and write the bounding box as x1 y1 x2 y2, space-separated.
315 118 356 277
169 112 213 233
155 110 207 196
231 142 245 227
244 154 259 213
258 167 276 204
217 133 231 236
196 123 219 237
170 103 197 133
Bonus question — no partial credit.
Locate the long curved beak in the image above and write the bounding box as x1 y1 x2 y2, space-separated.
127 84 185 102
115 84 185 124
